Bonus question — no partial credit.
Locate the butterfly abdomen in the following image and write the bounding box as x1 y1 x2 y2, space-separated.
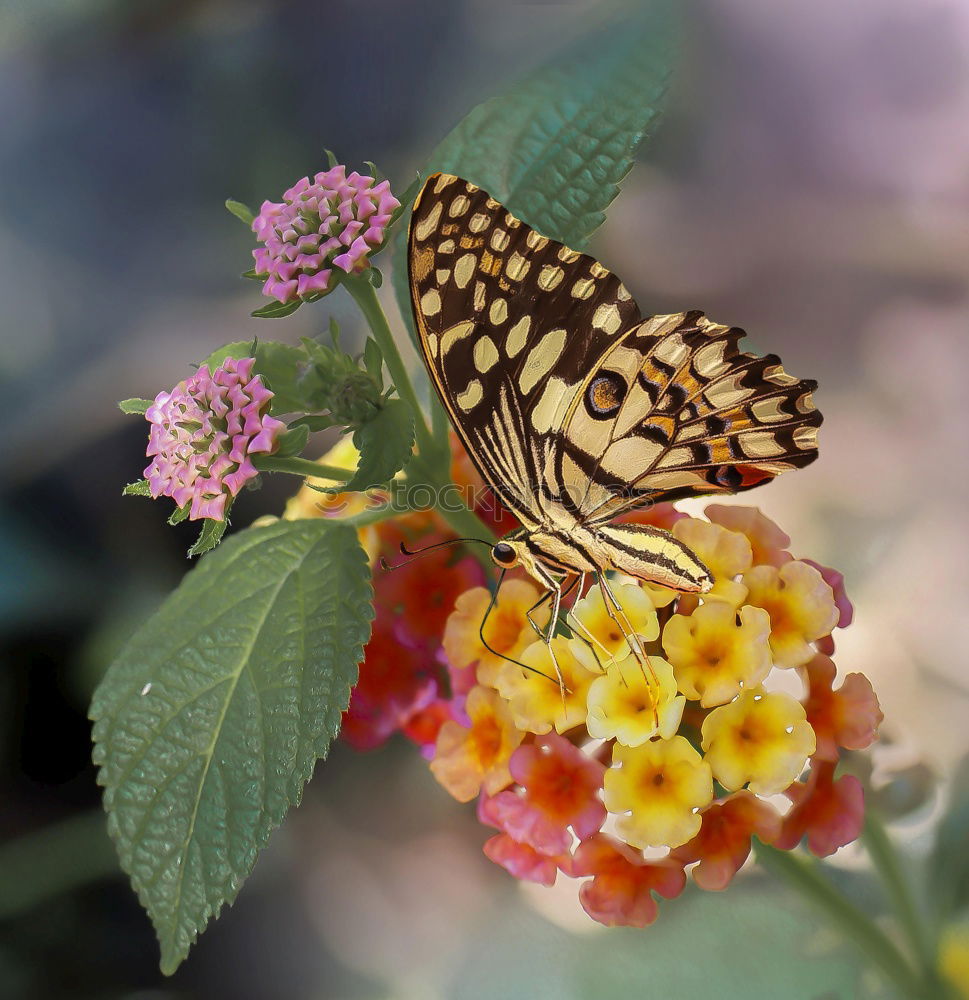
594 522 713 593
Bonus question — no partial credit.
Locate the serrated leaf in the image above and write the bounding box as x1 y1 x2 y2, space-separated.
188 516 228 558
363 338 384 389
90 520 373 974
392 1 679 333
225 199 255 226
123 479 152 497
929 755 969 924
203 340 310 415
119 398 153 415
251 299 302 319
168 503 191 525
342 399 414 492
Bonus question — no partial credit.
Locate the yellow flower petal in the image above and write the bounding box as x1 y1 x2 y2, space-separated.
604 736 713 849
586 655 684 746
742 561 839 668
672 518 753 610
496 637 598 735
701 689 816 795
663 603 772 707
570 582 659 672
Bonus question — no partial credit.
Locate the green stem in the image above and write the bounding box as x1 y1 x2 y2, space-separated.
344 275 435 457
863 811 941 986
754 841 927 999
253 455 354 480
0 812 119 920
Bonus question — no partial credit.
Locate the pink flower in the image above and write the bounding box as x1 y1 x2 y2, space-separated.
801 559 854 629
251 164 400 303
571 835 686 928
484 734 606 856
801 653 882 762
144 356 285 520
482 834 564 886
776 759 865 858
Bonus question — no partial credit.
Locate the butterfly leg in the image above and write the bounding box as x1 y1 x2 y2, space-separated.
595 570 660 678
524 573 580 643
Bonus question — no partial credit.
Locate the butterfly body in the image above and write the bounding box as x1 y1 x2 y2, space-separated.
408 172 821 667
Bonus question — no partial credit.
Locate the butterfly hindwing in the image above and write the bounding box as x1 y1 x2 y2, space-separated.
408 173 641 524
408 173 822 529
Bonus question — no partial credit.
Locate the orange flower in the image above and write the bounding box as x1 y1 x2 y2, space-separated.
801 653 882 761
429 686 523 802
443 580 540 690
671 791 782 891
571 834 686 928
742 561 839 668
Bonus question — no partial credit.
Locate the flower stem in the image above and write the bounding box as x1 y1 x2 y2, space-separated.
253 455 354 480
344 275 436 458
754 840 928 999
862 810 943 990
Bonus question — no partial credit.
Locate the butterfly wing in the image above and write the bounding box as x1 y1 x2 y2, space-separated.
408 173 822 530
408 173 641 528
554 310 822 522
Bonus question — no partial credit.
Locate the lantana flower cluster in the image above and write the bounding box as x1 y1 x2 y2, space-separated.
144 357 286 521
290 440 882 928
252 164 400 304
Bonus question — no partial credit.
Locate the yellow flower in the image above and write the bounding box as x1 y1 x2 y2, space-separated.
742 561 839 668
569 582 658 673
662 603 773 707
586 655 685 746
701 689 816 795
443 580 540 687
604 736 713 849
672 518 752 608
496 637 599 735
940 921 969 1000
430 685 524 802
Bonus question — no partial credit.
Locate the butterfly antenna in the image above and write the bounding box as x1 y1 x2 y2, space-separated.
378 536 490 572
478 570 559 685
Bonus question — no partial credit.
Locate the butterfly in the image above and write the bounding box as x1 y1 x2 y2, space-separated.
407 172 821 681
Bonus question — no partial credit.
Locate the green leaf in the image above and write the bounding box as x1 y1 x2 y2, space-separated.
363 338 384 389
392 1 679 332
224 199 255 225
123 479 152 497
929 755 969 924
90 520 373 974
188 517 228 558
119 398 153 415
288 414 335 433
202 340 311 415
274 423 310 458
168 503 191 525
251 298 302 319
342 399 414 492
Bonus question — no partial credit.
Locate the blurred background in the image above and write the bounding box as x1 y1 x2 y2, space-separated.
2 0 968 997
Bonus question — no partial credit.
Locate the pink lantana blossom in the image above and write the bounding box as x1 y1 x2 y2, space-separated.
571 834 687 928
482 833 566 887
251 164 400 303
144 356 285 520
484 734 606 857
776 759 865 858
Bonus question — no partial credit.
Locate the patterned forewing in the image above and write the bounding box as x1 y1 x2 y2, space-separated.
555 310 822 520
408 173 642 525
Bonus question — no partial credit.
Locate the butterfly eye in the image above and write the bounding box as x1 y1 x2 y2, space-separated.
491 542 518 567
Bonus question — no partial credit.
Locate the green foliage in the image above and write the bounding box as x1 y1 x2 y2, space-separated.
187 515 229 558
224 198 255 226
122 479 152 497
929 755 969 925
90 520 373 974
251 298 302 319
167 503 191 526
342 399 414 493
274 423 311 458
118 397 153 415
392 1 679 332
